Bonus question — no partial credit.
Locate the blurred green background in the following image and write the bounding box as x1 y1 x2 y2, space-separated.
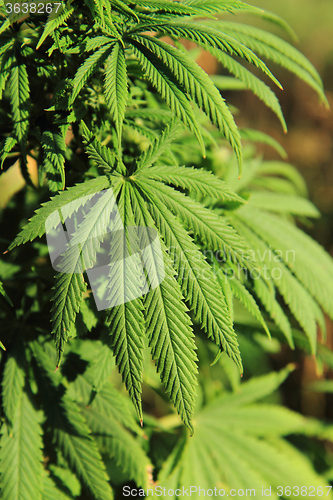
231 0 333 250
219 0 333 422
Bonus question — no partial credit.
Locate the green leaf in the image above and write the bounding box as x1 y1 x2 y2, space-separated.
228 276 271 338
55 398 114 500
81 121 122 173
106 183 145 421
9 63 30 144
217 21 329 107
129 38 205 155
139 178 249 265
52 183 122 364
210 48 287 132
137 164 244 203
70 43 114 104
7 176 111 251
230 215 324 353
111 0 139 21
88 343 114 392
0 392 44 500
2 353 25 424
158 368 331 497
104 42 128 141
52 273 87 366
82 407 151 488
240 128 287 159
146 21 282 88
135 179 243 373
42 131 66 192
253 278 294 348
0 280 13 307
213 365 294 407
129 183 198 432
31 341 113 500
179 0 259 15
42 471 75 500
236 205 333 322
0 137 17 169
128 34 243 169
135 119 180 173
248 192 320 218
49 464 81 497
36 5 75 50
66 352 140 434
255 161 308 197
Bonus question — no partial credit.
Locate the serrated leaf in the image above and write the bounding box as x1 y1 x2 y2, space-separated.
0 137 17 169
128 34 243 169
42 471 75 500
70 43 114 104
0 392 44 500
135 119 180 173
51 183 122 364
2 353 25 424
104 42 128 140
235 206 333 324
228 276 271 338
42 130 66 192
218 21 328 107
89 342 114 392
129 183 198 432
106 183 145 421
135 178 243 373
82 407 151 488
9 63 30 144
158 369 331 499
30 341 113 500
36 5 75 50
129 40 205 155
138 164 245 204
81 121 122 173
49 464 81 497
7 176 111 251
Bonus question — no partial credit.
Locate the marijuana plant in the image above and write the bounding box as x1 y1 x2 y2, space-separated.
0 1 333 499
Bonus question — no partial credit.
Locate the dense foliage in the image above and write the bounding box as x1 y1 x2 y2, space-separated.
0 1 333 499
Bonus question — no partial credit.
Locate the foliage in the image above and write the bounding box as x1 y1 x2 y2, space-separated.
0 0 333 499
